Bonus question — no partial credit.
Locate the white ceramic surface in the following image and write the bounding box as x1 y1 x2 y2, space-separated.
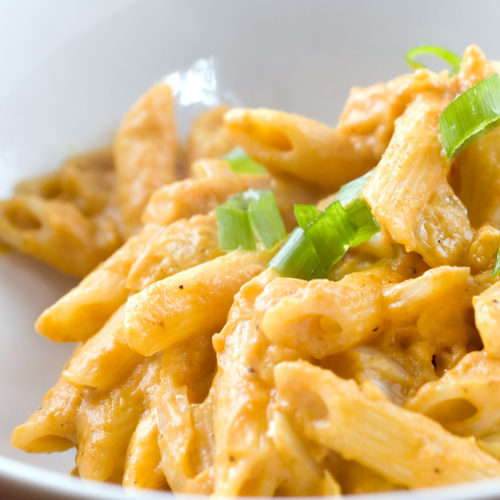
2 0 500 498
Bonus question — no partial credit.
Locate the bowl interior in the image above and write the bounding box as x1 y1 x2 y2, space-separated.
2 0 500 497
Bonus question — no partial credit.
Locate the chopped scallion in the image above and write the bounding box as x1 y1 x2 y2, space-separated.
493 245 500 278
216 200 255 251
336 169 373 208
247 190 287 249
294 204 322 229
268 227 327 280
306 202 355 271
224 147 267 174
405 45 462 76
345 199 380 247
439 73 500 158
216 189 285 251
269 171 381 280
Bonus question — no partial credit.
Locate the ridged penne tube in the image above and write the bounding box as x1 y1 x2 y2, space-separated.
36 214 225 342
467 225 500 274
125 249 274 356
114 83 178 236
406 351 500 438
338 70 450 156
269 411 340 496
275 360 500 488
453 128 500 229
256 269 399 359
457 45 497 91
473 281 500 356
224 108 379 190
155 334 216 493
75 355 161 482
126 213 221 292
213 272 290 496
331 459 401 495
11 375 82 453
363 92 473 267
142 160 270 226
383 266 473 323
186 105 238 167
122 410 168 490
62 306 143 390
0 195 121 277
15 148 115 217
35 225 150 341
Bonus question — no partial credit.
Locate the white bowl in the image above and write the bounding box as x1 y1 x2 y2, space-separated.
2 0 500 498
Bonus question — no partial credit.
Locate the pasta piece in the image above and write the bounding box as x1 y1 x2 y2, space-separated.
123 410 168 490
467 225 500 274
473 281 500 356
142 160 269 226
75 355 161 482
143 159 321 229
338 70 448 156
275 360 500 488
326 456 402 494
363 91 474 266
0 195 121 277
457 45 497 91
155 334 216 494
384 266 473 324
406 351 500 439
224 108 379 191
15 148 115 217
213 271 292 496
270 411 341 496
15 172 61 200
125 249 274 356
323 347 414 405
453 128 500 230
11 374 82 453
37 214 221 342
186 105 238 167
62 306 142 390
256 268 400 359
114 83 178 236
35 225 150 341
126 213 221 292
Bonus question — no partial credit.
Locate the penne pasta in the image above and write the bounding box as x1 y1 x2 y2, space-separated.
224 107 379 191
275 360 500 488
125 249 274 356
122 410 168 490
363 91 474 267
114 83 178 236
0 195 121 277
186 105 239 168
473 280 500 356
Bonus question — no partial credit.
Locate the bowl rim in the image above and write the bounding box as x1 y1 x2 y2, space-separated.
2 454 500 499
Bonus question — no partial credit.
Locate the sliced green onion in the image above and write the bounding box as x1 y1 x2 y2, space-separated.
269 168 381 281
294 204 322 229
345 199 380 247
247 190 286 249
216 189 285 251
493 245 500 277
405 45 462 76
439 74 500 158
224 147 267 174
268 227 327 280
308 202 356 270
216 198 255 251
336 169 374 208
